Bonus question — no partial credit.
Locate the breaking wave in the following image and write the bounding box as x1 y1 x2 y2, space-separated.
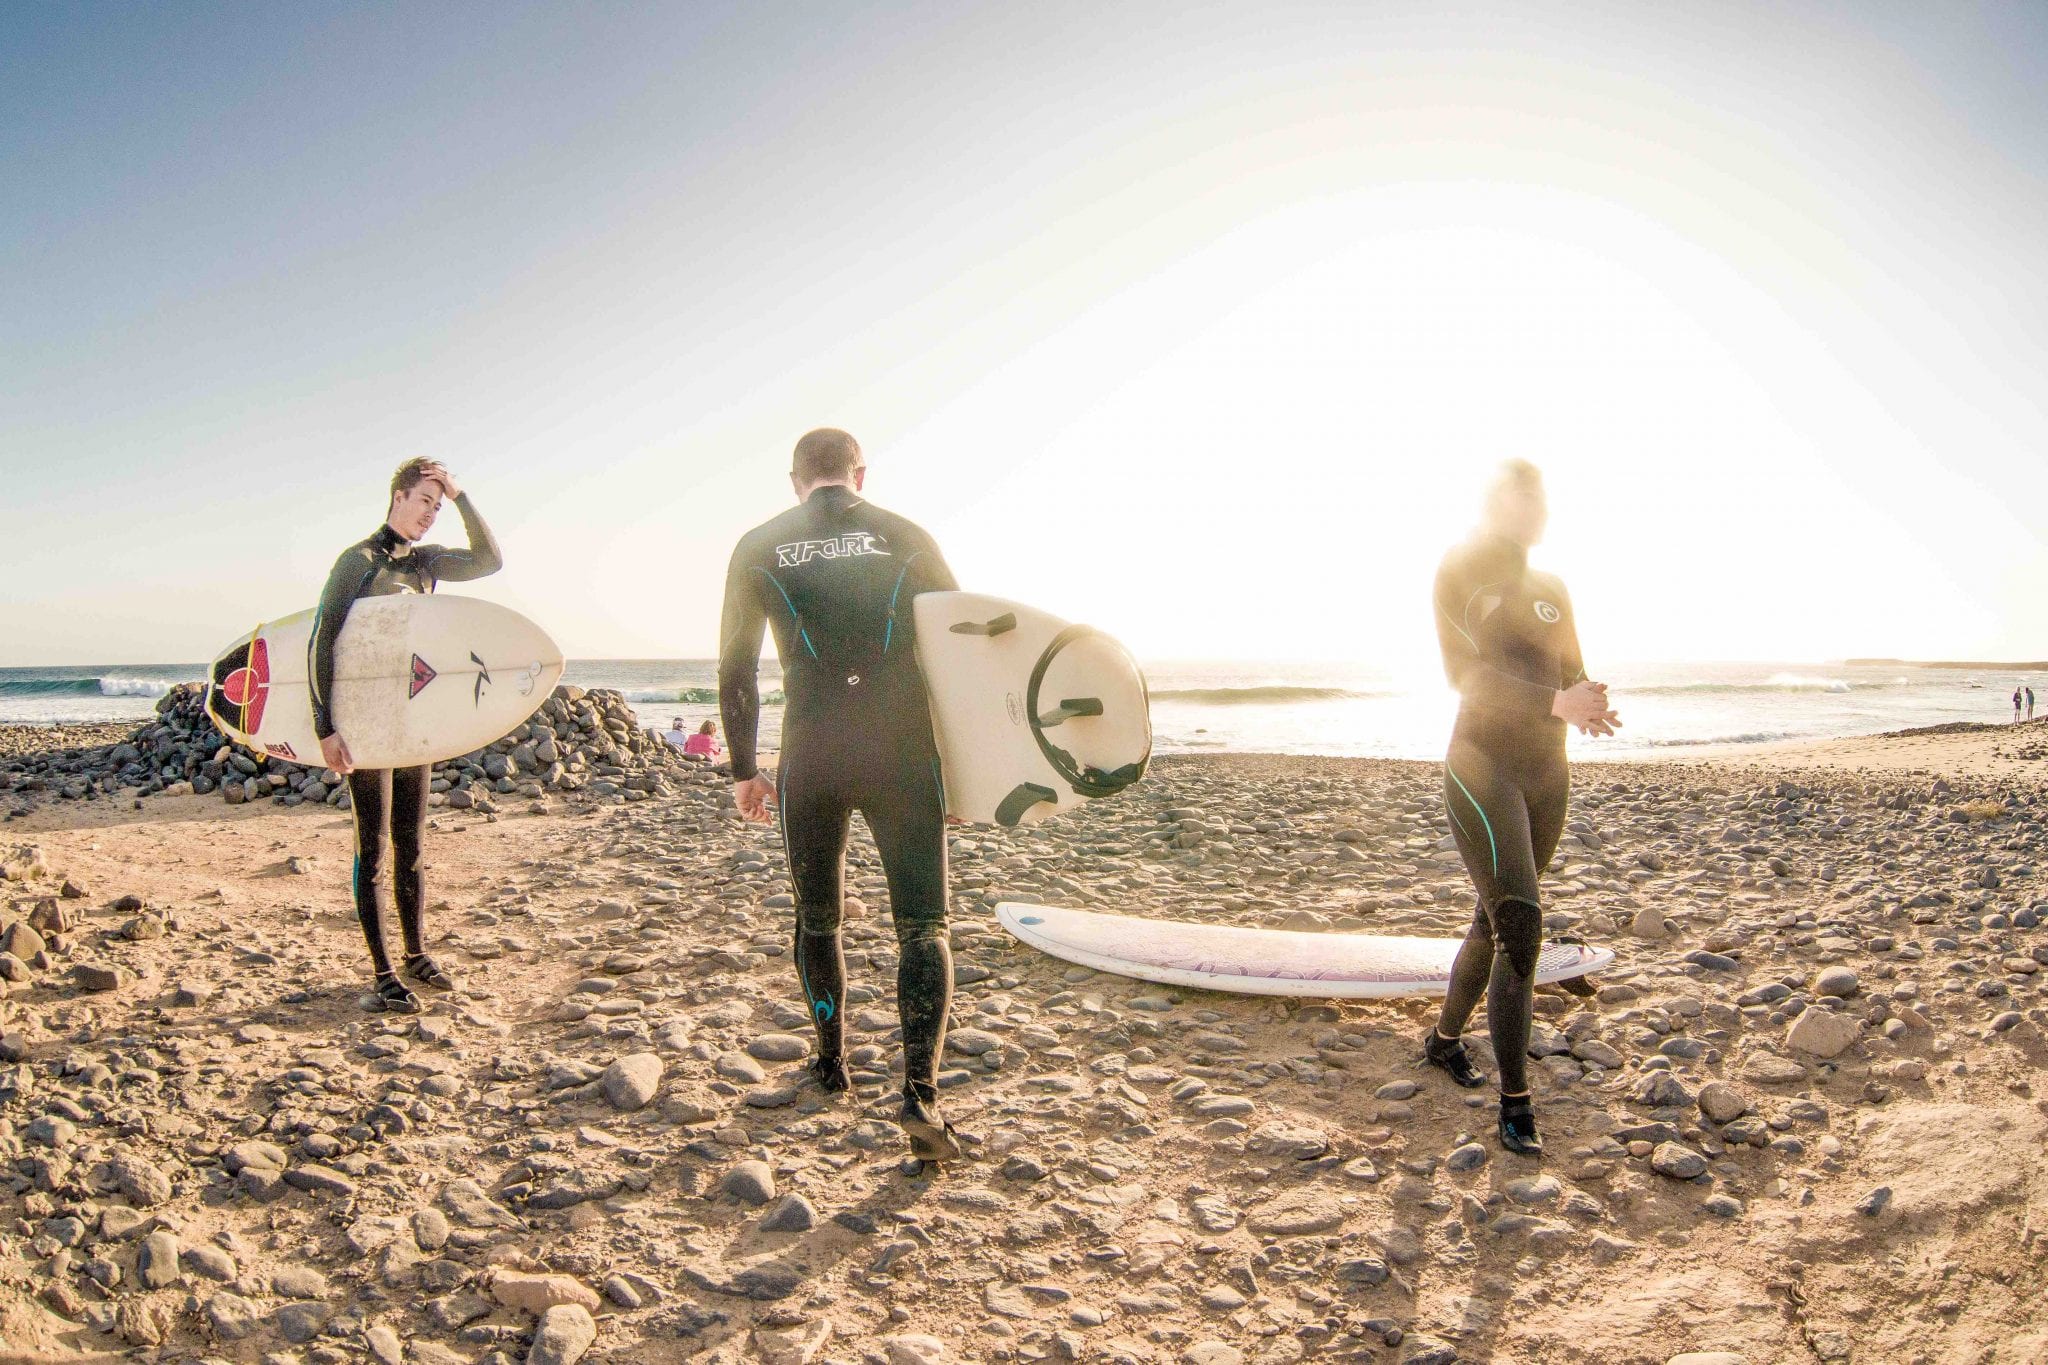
0 676 183 699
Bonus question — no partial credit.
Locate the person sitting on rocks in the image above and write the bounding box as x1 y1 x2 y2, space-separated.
659 716 692 750
681 719 722 760
313 458 500 1014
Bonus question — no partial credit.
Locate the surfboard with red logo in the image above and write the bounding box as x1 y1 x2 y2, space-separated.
206 596 564 769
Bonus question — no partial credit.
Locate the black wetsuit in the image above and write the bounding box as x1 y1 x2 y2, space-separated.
1431 532 1587 1096
311 496 502 979
718 484 958 1103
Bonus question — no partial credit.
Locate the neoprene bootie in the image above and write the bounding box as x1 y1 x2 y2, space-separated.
1424 1028 1486 1088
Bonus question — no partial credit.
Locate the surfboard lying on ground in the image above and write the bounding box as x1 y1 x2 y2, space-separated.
996 901 1615 999
913 592 1150 826
206 595 564 769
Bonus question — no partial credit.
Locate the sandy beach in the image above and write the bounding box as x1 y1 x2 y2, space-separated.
1 724 2044 1365
15 5 2048 1364
1622 720 2048 782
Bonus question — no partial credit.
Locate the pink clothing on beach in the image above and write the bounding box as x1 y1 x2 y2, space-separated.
683 732 721 758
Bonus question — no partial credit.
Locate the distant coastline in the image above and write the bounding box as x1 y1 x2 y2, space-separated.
1845 658 2048 670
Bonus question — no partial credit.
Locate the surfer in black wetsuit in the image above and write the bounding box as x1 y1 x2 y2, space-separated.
1422 460 1620 1154
718 428 967 1163
313 459 501 1013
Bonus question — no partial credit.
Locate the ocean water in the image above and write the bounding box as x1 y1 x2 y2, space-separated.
1139 660 2042 759
0 666 201 722
2 658 2039 759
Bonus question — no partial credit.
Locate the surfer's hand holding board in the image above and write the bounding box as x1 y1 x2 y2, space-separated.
320 732 355 776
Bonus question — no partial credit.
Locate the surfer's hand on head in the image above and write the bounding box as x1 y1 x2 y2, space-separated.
420 462 461 500
734 772 776 822
320 733 355 776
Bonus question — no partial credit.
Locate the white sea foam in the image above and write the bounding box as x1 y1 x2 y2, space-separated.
97 677 176 698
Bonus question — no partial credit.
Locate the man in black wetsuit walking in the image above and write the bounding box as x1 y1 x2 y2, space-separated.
1422 460 1619 1154
718 428 966 1163
314 459 501 1013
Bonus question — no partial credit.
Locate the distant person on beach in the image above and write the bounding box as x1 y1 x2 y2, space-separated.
718 427 967 1164
659 716 692 750
1423 459 1620 1156
2017 687 2026 724
2028 686 2036 721
682 719 722 760
313 459 501 1013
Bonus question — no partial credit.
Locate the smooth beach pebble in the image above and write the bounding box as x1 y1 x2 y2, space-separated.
1814 966 1860 999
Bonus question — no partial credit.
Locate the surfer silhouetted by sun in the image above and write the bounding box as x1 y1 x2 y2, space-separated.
1423 459 1620 1156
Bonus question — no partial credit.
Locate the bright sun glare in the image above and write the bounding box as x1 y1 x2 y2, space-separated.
878 183 1924 678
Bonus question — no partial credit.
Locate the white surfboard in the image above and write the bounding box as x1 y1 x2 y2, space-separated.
913 592 1151 826
997 901 1615 999
206 596 565 769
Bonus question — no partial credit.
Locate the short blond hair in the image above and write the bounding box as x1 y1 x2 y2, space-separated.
389 457 440 501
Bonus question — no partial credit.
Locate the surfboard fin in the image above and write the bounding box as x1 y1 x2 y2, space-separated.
994 782 1058 826
1078 761 1145 792
949 613 1017 637
1036 697 1104 728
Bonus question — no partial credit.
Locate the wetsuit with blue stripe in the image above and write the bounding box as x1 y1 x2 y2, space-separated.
1431 531 1586 1097
311 497 501 985
718 484 959 1103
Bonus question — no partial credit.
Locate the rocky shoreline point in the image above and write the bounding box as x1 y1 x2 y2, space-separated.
2 684 707 819
0 742 2045 1363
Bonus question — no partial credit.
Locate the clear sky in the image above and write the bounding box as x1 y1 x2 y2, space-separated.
5 1 2044 673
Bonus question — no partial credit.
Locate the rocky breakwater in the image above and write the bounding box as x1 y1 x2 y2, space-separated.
3 684 706 818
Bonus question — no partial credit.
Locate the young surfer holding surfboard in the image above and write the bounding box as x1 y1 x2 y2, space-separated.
1425 460 1620 1154
717 428 970 1165
314 459 502 1013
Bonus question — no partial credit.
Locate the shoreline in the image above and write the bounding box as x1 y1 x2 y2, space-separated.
8 713 2045 777
8 661 2039 769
